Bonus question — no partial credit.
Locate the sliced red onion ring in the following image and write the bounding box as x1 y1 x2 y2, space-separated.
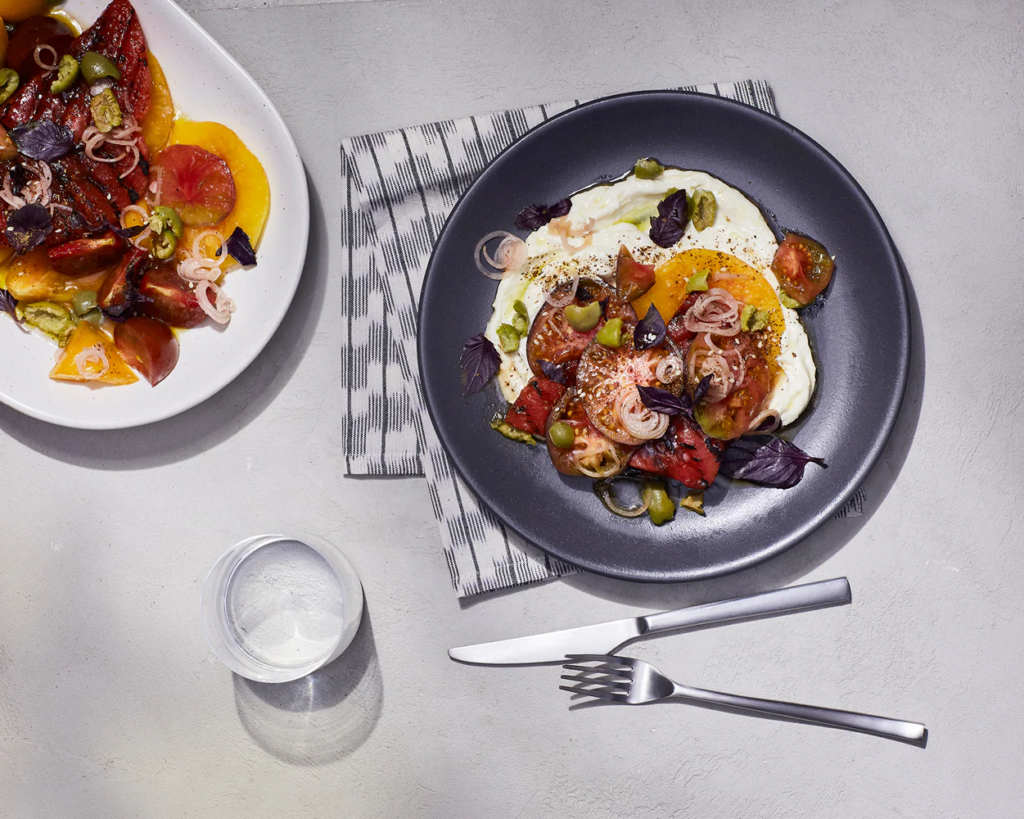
616 386 670 440
33 45 58 72
655 354 685 383
746 408 782 434
74 345 110 380
474 231 518 280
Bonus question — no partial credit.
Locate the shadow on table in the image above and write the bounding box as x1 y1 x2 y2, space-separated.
470 259 926 612
233 604 383 765
0 164 327 470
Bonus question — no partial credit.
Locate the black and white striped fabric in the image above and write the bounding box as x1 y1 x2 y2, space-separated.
340 80 856 598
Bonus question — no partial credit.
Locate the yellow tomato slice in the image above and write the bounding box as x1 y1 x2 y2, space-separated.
50 321 138 385
165 120 270 259
141 52 175 154
3 248 106 303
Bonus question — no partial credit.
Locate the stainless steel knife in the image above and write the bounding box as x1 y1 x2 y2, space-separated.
448 577 851 665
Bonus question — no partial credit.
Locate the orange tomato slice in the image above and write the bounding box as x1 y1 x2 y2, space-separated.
50 321 138 385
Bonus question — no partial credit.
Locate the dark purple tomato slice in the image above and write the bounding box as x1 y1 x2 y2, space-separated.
6 17 74 77
545 389 634 478
526 279 636 377
504 377 566 436
629 415 727 490
688 333 772 441
138 265 206 328
770 232 834 306
114 316 179 386
615 244 655 302
47 232 126 277
152 144 237 227
576 332 687 446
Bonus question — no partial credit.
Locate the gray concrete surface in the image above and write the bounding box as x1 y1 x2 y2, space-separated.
1 0 1022 816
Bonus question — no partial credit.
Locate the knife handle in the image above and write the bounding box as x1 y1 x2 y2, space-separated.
641 577 851 635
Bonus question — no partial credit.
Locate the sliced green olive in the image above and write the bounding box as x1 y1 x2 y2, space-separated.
511 312 529 335
513 299 529 318
685 268 710 293
50 55 80 94
151 231 177 261
564 301 601 332
643 481 676 526
690 189 717 232
21 301 76 347
779 291 801 310
634 157 665 180
149 206 183 239
548 421 575 449
0 69 20 106
80 51 122 84
739 305 770 332
81 308 104 327
71 289 98 316
679 491 706 517
490 416 536 446
595 317 623 347
89 88 122 134
496 323 520 352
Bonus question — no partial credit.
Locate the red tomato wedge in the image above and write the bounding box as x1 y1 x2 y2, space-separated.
615 244 655 302
576 333 687 446
138 266 206 328
152 144 237 227
114 317 179 386
770 232 834 306
545 389 634 478
504 377 566 436
665 293 699 348
526 279 635 377
629 415 726 490
689 333 772 440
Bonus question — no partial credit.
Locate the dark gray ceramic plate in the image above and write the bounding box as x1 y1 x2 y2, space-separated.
418 91 909 582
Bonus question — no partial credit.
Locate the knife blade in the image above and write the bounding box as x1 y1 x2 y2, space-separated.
448 577 851 665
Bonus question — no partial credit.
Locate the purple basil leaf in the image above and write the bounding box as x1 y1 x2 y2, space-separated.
633 304 666 350
719 435 826 489
0 288 24 324
693 373 712 404
10 120 74 161
460 333 500 397
648 189 689 248
514 198 571 230
110 222 145 239
225 226 257 266
538 359 567 385
637 385 689 416
6 203 52 253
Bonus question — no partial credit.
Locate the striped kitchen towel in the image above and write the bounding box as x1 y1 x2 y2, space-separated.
340 80 860 599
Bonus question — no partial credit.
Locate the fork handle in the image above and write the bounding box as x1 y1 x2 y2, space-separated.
641 578 851 636
668 683 926 743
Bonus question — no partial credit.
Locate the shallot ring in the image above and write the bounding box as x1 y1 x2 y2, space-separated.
543 274 578 308
33 45 58 72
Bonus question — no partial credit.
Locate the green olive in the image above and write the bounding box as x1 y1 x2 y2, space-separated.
779 291 801 310
513 299 529 318
71 289 98 316
685 268 709 293
152 231 177 261
548 421 575 449
50 55 79 94
490 416 536 446
0 69 20 106
82 308 104 327
89 88 122 134
644 481 676 525
150 206 183 239
511 312 529 335
564 301 601 332
496 323 520 352
739 305 769 332
690 189 717 232
594 317 623 347
634 157 665 180
80 51 122 84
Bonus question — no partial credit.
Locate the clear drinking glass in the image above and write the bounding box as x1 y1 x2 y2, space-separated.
201 533 363 683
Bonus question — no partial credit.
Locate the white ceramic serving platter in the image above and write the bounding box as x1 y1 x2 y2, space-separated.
0 0 309 429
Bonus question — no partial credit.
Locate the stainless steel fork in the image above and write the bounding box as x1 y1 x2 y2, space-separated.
561 655 927 744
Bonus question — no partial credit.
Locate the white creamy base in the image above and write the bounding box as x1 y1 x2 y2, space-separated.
485 169 815 425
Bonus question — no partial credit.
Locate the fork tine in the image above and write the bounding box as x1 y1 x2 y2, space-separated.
560 672 630 688
558 684 627 701
561 663 632 677
564 653 633 666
